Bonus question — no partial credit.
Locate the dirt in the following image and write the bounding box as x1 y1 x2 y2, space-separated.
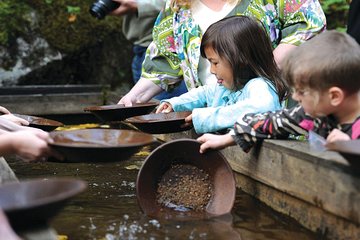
156 164 213 212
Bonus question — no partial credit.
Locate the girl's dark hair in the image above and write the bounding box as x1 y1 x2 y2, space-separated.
200 15 289 102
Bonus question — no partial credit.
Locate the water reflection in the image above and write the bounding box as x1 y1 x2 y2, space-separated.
8 145 319 240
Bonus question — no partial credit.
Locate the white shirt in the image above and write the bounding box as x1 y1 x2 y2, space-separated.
192 1 236 85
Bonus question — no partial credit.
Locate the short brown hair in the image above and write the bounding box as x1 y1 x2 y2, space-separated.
282 30 360 95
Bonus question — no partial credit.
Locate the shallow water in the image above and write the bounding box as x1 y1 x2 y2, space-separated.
8 144 322 240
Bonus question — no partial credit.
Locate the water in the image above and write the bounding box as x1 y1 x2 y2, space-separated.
8 145 322 240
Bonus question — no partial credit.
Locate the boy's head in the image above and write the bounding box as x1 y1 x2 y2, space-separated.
283 30 360 94
283 30 360 117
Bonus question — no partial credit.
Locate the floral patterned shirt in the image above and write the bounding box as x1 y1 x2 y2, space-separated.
231 105 360 152
141 0 326 91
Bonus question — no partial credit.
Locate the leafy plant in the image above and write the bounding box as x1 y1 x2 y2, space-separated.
0 1 32 46
320 0 350 30
66 6 81 15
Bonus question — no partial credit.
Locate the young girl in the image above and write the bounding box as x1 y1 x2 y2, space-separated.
156 16 289 134
197 31 360 152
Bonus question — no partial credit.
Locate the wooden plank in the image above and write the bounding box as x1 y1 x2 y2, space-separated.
0 93 104 115
0 84 108 95
222 140 360 224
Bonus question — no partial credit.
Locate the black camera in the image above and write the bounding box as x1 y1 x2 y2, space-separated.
89 0 120 20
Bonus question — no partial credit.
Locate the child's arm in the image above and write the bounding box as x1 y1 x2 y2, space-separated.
165 85 210 111
197 133 236 153
233 105 310 152
192 79 281 134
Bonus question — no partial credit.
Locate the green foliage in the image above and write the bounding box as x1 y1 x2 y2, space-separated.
22 0 123 53
0 1 32 46
320 0 350 30
66 6 81 15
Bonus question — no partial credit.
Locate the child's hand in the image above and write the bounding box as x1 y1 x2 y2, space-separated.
197 133 235 153
326 129 350 144
181 113 193 128
156 102 173 113
0 114 29 126
9 131 63 162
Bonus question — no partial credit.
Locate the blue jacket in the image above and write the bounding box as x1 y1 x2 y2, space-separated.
164 77 283 134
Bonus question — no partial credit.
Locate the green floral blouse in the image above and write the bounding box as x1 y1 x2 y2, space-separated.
141 0 326 92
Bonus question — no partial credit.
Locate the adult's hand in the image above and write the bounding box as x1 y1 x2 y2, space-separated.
118 78 163 106
110 0 137 16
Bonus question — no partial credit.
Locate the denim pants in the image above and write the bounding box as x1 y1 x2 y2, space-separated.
132 45 188 100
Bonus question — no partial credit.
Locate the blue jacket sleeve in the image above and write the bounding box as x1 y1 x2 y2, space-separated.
164 85 214 111
192 79 283 134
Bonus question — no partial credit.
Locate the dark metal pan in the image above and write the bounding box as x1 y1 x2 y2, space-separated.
84 102 158 122
125 111 193 134
136 139 236 219
0 178 87 230
14 114 63 131
49 129 156 162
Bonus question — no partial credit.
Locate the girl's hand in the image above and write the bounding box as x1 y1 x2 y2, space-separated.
156 102 173 113
0 106 11 115
197 133 235 153
0 114 29 126
181 113 193 128
326 129 350 144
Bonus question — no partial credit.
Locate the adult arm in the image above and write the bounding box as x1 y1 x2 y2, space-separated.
118 4 186 105
273 43 297 68
274 0 326 66
278 0 326 44
118 78 163 106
